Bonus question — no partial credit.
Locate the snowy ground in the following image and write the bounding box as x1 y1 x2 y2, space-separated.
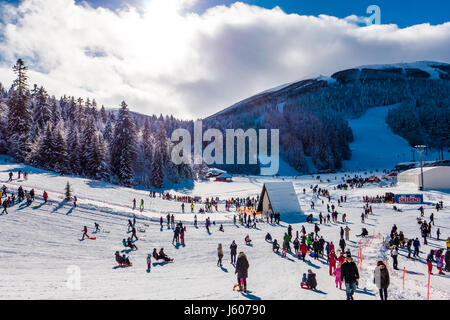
0 158 449 300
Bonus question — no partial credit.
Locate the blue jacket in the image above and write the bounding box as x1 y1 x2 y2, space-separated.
413 239 420 248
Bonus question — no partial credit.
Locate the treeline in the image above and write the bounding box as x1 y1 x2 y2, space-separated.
0 59 196 188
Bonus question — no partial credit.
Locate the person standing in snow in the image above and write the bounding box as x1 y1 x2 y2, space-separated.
217 243 224 267
94 222 100 233
334 262 342 289
230 240 237 264
339 238 346 253
427 250 434 275
235 252 249 293
132 198 136 210
194 214 197 227
413 238 421 258
299 241 308 261
147 254 151 271
1 198 8 215
73 195 77 207
341 253 359 300
43 191 48 203
344 225 350 241
374 261 390 300
160 216 163 229
140 199 144 212
329 250 337 275
391 246 399 270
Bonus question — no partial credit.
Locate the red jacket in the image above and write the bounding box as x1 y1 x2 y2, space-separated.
329 243 335 252
300 243 308 255
43 192 48 199
337 254 345 265
329 252 337 264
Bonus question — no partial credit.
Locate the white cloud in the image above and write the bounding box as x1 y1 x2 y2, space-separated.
0 0 449 119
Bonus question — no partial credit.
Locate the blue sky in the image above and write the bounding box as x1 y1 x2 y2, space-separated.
71 0 449 27
3 0 449 27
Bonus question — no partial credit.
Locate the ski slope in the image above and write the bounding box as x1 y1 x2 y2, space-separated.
0 159 449 300
342 105 447 172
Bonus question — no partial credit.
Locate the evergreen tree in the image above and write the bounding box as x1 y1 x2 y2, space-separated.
65 181 72 201
110 101 137 186
151 126 167 188
7 59 32 162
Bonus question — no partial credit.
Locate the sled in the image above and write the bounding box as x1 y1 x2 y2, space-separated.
88 236 96 240
309 252 315 258
232 284 241 291
117 262 133 267
300 283 310 289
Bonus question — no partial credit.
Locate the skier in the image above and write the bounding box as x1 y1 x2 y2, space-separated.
230 240 237 264
341 252 359 300
374 261 390 300
235 252 249 293
217 243 224 267
43 191 48 203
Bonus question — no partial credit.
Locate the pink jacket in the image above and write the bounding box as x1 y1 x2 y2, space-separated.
334 267 341 281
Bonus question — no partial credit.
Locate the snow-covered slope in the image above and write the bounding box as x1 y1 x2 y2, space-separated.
342 105 448 172
0 159 449 300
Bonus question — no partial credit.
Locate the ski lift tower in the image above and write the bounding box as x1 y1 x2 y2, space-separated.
414 145 427 191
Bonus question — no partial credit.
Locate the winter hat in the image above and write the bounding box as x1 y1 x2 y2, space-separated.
346 252 352 258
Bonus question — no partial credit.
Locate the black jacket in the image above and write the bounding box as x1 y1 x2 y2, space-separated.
230 243 237 254
307 272 317 289
340 261 359 283
235 256 249 278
